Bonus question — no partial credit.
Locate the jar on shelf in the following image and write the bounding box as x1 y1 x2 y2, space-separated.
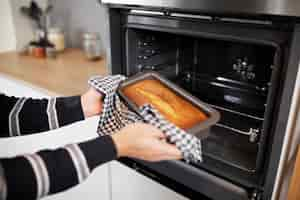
48 28 65 52
82 32 102 60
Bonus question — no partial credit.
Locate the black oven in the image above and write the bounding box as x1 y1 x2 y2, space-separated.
101 1 300 199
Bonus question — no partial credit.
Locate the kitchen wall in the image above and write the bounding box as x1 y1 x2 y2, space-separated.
0 0 48 52
50 0 110 56
0 0 110 58
0 0 17 52
10 0 48 51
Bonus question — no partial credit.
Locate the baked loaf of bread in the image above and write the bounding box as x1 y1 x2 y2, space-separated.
122 79 208 129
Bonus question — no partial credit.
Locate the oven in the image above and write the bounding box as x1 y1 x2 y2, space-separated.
100 1 300 199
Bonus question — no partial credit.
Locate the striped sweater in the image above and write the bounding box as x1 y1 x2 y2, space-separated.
0 94 117 200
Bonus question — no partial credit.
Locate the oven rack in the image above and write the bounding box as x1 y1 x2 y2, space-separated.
215 123 260 143
208 103 264 121
183 71 269 95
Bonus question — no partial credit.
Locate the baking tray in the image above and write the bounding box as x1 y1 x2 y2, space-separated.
118 72 220 139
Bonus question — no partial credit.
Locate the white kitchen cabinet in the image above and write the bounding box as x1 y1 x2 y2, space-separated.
111 161 188 200
0 74 110 200
0 74 48 98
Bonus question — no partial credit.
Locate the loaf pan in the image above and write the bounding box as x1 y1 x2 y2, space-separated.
118 72 220 139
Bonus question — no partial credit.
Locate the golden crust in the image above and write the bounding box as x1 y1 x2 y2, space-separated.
122 79 207 129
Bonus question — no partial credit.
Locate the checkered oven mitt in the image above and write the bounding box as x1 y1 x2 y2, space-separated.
88 75 202 163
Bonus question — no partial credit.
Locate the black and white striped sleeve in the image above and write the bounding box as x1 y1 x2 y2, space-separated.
0 94 85 137
0 135 117 200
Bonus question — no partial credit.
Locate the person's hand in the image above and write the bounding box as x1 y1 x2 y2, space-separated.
81 87 103 118
111 123 182 162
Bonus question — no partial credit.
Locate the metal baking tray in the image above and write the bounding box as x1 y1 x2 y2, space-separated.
118 72 220 139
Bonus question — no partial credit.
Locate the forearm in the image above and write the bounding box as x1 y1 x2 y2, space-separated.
0 135 117 200
0 94 85 137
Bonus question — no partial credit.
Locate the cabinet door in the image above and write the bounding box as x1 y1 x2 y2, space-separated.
0 75 110 200
43 163 110 200
0 75 48 98
111 161 188 200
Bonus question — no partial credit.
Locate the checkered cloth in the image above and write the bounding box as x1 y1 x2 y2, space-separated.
88 75 202 163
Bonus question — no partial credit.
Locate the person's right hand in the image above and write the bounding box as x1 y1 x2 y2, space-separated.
111 123 182 162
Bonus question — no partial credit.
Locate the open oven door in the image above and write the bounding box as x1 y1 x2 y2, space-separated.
120 158 250 200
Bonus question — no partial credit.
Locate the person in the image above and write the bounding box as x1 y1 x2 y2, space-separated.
0 87 182 200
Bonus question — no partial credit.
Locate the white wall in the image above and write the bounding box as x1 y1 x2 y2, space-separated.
0 0 49 53
10 0 48 51
0 0 17 52
50 0 109 53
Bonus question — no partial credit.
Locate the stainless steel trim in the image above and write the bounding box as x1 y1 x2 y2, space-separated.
208 103 265 121
101 0 300 18
170 13 213 20
130 9 164 16
271 61 300 200
220 17 272 25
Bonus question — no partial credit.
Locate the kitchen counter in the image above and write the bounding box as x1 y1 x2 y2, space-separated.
0 49 108 96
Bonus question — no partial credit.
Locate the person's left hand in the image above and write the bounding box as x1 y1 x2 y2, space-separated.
81 87 104 118
111 123 182 161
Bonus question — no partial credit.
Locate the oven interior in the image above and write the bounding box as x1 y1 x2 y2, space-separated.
125 27 281 176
